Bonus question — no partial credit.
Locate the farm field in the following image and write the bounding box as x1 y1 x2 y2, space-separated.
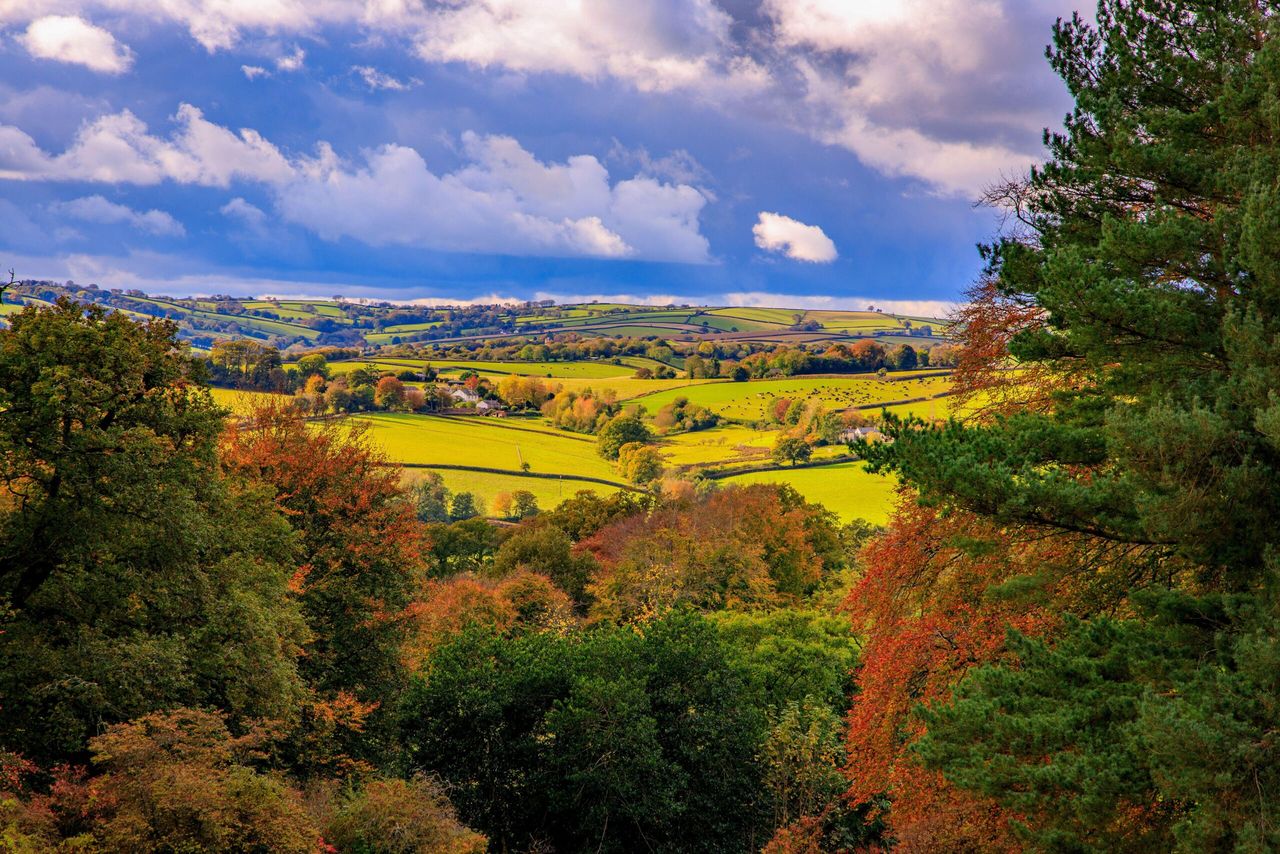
351 413 621 481
209 387 291 414
633 375 953 421
656 425 775 465
326 358 643 379
403 468 623 516
721 462 898 525
556 376 721 400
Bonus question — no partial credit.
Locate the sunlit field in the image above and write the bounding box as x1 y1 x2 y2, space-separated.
632 374 953 420
720 461 898 525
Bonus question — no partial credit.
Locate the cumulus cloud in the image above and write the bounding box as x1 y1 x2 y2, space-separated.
0 104 710 262
20 15 133 74
241 64 269 80
278 132 710 262
0 104 295 185
54 194 185 235
220 196 268 229
752 212 837 263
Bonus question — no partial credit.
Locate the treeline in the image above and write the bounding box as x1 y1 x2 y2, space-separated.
0 298 883 851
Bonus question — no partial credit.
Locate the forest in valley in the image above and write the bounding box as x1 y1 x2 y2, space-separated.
5 2 1280 852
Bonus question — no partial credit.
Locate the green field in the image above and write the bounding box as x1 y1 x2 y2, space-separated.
353 413 621 480
632 375 953 420
707 307 800 325
721 462 898 524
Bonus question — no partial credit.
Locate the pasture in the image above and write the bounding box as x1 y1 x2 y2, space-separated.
351 413 621 481
631 374 953 421
720 462 898 525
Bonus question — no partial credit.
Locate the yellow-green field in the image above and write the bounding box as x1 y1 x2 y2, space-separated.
352 413 620 480
632 375 953 420
209 387 291 414
720 462 898 524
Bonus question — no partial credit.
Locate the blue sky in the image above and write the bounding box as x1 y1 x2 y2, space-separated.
0 1 1079 312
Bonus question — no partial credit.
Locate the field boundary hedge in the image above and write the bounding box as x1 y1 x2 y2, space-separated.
398 463 644 492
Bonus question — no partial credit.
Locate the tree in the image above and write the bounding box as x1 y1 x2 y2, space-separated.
66 709 317 853
772 436 812 466
511 489 539 519
617 441 664 484
296 352 328 378
492 491 514 519
450 492 480 521
410 472 452 522
0 303 308 763
851 3 1280 847
221 405 423 768
325 777 487 853
596 413 651 459
374 375 406 409
399 611 769 853
493 522 598 606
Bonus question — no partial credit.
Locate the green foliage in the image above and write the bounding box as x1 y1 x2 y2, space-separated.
399 610 769 852
493 521 597 606
864 4 1280 844
712 609 858 712
410 472 452 523
0 302 308 763
772 436 812 466
449 491 479 521
597 413 652 460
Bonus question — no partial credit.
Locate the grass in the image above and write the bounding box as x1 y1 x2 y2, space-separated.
707 307 800 325
403 468 621 516
721 462 898 525
657 425 775 465
632 375 953 420
558 376 721 400
208 387 291 414
352 413 620 480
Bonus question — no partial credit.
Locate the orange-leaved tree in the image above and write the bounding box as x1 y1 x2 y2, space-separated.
221 403 426 772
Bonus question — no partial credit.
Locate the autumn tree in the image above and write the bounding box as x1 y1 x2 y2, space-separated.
221 404 423 768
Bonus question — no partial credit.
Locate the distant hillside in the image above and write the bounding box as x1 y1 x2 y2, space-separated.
1 280 948 352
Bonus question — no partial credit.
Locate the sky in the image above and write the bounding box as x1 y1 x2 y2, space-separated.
0 1 1081 312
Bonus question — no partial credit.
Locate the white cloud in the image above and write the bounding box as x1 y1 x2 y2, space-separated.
752 212 837 263
241 64 269 80
352 65 413 91
0 104 294 186
275 46 305 71
20 15 133 74
411 0 766 95
55 194 185 235
278 133 710 262
220 196 268 230
0 103 711 262
1 1 1066 195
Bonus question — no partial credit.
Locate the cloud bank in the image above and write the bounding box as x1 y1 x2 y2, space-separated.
0 104 710 262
